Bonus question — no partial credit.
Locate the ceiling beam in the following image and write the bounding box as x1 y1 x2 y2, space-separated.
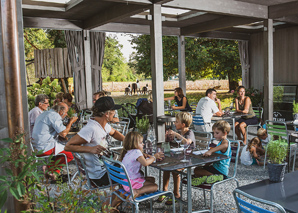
269 1 298 19
102 0 173 4
181 16 258 35
276 16 298 25
66 0 84 11
83 4 148 29
22 4 65 12
193 31 250 41
92 22 180 35
164 0 268 19
23 17 83 30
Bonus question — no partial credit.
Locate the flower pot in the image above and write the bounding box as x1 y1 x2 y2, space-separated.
267 162 287 182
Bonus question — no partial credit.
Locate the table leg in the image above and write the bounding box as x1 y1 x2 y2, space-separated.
187 167 192 213
233 118 235 140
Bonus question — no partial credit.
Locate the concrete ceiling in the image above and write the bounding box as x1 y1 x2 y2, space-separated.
22 0 298 40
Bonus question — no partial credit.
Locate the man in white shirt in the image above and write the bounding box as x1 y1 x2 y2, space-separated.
195 89 223 132
28 94 50 137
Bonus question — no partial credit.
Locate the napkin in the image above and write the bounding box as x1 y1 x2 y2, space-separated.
192 149 208 155
170 148 184 153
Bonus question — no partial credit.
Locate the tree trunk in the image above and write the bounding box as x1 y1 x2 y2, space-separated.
227 71 239 92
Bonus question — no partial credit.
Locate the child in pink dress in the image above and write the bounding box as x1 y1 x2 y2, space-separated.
120 131 164 198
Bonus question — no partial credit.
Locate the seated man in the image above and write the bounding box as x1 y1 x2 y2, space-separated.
28 94 49 137
93 92 119 123
32 102 78 180
195 88 223 132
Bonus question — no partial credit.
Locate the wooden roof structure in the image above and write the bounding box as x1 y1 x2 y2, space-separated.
22 0 298 40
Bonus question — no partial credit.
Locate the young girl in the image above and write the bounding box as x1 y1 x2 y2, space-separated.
120 132 163 198
241 137 265 166
192 120 231 186
158 112 195 205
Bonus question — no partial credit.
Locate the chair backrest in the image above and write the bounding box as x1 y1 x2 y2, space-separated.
118 104 136 129
193 130 212 149
190 102 197 113
192 114 205 126
233 189 286 213
265 120 288 141
102 156 136 201
253 107 263 120
73 152 93 189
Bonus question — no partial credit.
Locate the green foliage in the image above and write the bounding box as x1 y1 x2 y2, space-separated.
102 35 137 82
293 101 298 114
67 108 76 118
231 87 263 107
266 138 288 164
273 86 284 103
136 117 150 134
45 29 67 48
27 77 62 110
129 35 242 90
0 134 46 209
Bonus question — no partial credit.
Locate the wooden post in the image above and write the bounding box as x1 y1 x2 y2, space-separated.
150 4 165 142
83 30 93 108
178 35 186 96
263 19 274 121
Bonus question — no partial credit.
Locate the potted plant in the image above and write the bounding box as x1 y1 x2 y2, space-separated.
266 138 288 182
135 116 150 135
293 101 298 123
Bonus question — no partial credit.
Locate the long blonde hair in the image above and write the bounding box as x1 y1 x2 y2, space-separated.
119 132 143 161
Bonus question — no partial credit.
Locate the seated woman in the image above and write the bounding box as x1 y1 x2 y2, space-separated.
164 87 192 112
63 93 79 113
64 96 125 187
234 86 258 145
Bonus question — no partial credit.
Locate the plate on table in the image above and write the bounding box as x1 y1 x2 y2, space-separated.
192 149 209 155
170 148 184 153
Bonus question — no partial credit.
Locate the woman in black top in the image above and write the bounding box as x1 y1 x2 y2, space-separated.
164 87 192 112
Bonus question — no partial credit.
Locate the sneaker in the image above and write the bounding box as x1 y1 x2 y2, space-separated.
191 176 207 186
205 175 223 184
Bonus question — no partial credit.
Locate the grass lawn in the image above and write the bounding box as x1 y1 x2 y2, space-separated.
112 90 234 109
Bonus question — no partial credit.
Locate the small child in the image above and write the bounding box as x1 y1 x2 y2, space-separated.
240 137 265 166
158 112 195 205
257 128 271 147
192 120 231 186
120 132 163 198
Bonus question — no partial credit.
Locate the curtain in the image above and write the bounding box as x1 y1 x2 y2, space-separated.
238 40 250 88
90 32 105 93
65 30 86 110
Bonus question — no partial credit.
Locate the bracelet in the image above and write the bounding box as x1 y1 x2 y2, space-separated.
152 155 156 161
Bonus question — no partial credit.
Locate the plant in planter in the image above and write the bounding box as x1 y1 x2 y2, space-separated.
293 101 298 123
135 116 150 135
266 138 288 182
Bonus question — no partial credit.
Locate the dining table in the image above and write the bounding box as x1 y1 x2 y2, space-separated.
150 151 229 213
212 112 251 140
236 170 298 213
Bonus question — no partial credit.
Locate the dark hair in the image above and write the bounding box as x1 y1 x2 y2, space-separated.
237 86 245 92
56 92 64 101
35 94 49 106
93 91 105 97
174 87 184 98
205 88 216 96
91 106 107 117
63 93 73 103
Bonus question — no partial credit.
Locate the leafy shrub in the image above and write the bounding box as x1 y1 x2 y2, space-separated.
27 76 62 110
266 138 288 164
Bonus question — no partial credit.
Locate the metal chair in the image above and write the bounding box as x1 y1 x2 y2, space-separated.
102 156 176 213
233 188 286 213
246 107 263 139
182 140 240 213
193 130 212 150
73 152 114 190
192 113 206 132
190 102 197 113
30 140 71 184
264 120 297 171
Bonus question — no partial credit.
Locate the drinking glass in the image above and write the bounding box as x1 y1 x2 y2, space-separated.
156 147 165 161
181 143 190 162
174 135 183 148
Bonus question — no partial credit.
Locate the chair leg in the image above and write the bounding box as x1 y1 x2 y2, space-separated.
292 146 297 172
264 148 268 170
62 154 71 184
135 203 139 213
150 199 153 213
203 189 207 207
210 189 214 213
171 193 176 213
71 171 79 182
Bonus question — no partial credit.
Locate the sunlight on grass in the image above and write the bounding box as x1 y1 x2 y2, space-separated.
112 91 234 109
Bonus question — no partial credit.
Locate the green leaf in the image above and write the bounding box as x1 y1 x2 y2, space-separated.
9 187 20 200
0 138 13 143
0 190 7 208
4 169 13 176
0 176 7 182
17 182 25 197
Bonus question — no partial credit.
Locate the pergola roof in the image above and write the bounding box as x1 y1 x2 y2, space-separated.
23 0 298 40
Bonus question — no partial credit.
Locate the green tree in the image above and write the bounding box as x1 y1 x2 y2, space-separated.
129 35 242 90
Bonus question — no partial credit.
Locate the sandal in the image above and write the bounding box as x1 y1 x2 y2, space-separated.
156 195 166 203
191 176 207 186
165 198 178 205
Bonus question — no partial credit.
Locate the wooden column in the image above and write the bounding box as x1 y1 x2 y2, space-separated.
263 19 274 121
83 30 93 108
150 4 165 141
178 35 186 95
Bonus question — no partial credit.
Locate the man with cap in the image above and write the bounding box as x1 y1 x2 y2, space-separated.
65 96 125 186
